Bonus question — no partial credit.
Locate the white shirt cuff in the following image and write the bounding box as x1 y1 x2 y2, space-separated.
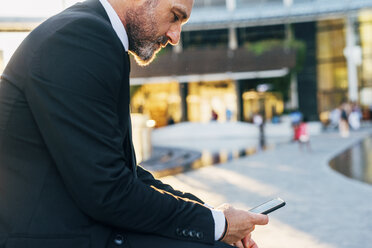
210 209 226 240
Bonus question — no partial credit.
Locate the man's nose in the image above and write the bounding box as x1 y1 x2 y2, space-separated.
166 25 181 45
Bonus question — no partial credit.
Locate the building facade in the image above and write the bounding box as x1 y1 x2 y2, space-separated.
129 0 372 126
2 0 372 126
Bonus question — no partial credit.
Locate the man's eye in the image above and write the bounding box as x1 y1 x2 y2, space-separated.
173 13 179 22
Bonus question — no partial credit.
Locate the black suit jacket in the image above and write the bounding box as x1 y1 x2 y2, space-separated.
0 1 215 247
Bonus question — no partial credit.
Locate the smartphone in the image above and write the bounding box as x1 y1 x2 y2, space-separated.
249 198 286 215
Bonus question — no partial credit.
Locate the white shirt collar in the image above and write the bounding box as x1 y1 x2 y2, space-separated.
99 0 129 51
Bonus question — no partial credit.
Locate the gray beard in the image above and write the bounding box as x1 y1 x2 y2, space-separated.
128 35 168 66
125 0 166 66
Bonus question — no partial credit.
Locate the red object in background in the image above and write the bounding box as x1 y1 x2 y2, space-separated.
298 123 309 139
294 125 300 141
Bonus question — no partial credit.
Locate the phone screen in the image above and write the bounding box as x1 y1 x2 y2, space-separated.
249 198 285 215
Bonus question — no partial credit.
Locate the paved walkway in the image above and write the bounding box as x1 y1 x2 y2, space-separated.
152 121 301 153
144 122 295 177
157 125 372 248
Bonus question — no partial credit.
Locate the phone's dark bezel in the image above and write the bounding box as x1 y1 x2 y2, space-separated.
249 198 286 215
261 201 286 215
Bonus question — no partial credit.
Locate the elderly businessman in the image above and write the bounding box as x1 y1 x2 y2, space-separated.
0 0 268 247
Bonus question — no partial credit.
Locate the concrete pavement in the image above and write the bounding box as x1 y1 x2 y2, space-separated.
145 121 297 177
153 122 372 248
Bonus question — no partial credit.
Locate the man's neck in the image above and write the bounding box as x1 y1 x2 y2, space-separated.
107 0 129 29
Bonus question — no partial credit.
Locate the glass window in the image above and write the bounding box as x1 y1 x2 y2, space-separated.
182 29 228 50
131 82 182 127
238 25 285 45
316 19 349 113
318 90 347 113
317 20 346 61
187 81 237 123
362 59 372 86
359 11 372 87
317 62 348 91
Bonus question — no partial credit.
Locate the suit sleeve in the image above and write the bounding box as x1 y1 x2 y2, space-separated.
137 165 205 203
25 17 215 244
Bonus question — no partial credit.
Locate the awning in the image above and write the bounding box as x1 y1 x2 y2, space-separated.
130 46 295 84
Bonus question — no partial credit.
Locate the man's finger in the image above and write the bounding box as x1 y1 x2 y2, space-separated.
249 212 269 225
249 238 258 248
234 240 244 248
242 234 251 247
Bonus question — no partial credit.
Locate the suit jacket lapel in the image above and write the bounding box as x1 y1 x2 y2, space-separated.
125 53 137 178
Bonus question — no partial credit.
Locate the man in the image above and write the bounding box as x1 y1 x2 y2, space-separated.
0 0 268 247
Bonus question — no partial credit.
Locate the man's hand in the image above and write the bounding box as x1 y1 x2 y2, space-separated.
233 233 258 248
216 204 268 246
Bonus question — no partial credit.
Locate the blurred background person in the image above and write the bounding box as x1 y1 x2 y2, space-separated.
339 103 350 137
211 109 219 121
297 117 311 151
290 110 302 141
329 107 341 130
348 102 362 130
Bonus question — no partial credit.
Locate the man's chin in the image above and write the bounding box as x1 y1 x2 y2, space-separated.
129 46 161 67
133 54 156 67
